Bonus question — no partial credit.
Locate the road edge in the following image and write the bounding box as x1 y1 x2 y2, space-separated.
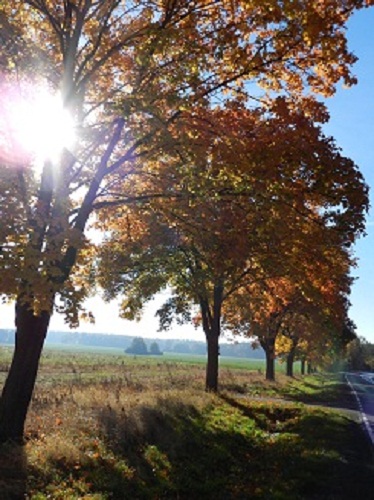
345 373 374 446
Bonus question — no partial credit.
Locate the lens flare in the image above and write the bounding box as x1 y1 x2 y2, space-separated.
0 82 76 170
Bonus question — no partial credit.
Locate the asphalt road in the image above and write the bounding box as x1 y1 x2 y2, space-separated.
345 372 374 445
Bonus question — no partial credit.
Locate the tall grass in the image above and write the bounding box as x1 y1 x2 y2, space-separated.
0 346 372 499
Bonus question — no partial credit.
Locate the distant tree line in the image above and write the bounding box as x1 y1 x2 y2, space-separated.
125 337 163 356
0 329 265 359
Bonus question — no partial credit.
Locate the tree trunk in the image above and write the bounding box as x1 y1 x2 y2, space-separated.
300 358 306 375
265 348 275 381
0 301 51 443
200 283 223 392
205 332 219 392
307 361 312 374
286 349 295 377
259 337 276 381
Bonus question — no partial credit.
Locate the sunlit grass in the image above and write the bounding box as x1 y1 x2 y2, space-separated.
23 386 373 499
0 346 372 499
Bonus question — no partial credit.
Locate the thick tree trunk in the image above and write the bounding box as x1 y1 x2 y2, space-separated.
259 337 276 381
0 301 51 443
265 348 275 381
307 361 313 374
205 332 219 392
286 349 295 377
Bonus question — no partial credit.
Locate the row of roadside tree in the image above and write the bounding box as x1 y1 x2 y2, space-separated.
0 0 371 442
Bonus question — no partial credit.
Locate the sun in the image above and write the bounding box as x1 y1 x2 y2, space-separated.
1 83 76 169
12 88 76 163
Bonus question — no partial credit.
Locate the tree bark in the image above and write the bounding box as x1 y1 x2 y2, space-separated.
205 332 219 392
300 358 306 375
286 337 299 377
286 348 295 377
265 347 275 381
0 301 51 443
259 336 276 381
200 283 223 392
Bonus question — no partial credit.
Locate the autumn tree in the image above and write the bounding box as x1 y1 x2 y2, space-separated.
97 105 367 389
276 310 315 377
0 0 370 441
225 189 359 382
98 184 265 391
238 279 299 381
275 301 353 377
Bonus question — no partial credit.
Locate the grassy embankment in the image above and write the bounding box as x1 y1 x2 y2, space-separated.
0 346 372 499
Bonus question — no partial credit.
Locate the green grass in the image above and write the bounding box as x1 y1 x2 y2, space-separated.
43 343 269 369
0 348 372 499
0 344 294 390
2 341 298 372
22 391 374 499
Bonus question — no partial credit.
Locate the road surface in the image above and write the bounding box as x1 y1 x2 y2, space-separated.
345 372 374 445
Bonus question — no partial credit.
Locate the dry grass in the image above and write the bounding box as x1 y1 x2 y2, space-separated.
0 348 372 499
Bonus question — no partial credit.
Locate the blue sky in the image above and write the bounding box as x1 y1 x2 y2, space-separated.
1 7 373 343
322 6 374 343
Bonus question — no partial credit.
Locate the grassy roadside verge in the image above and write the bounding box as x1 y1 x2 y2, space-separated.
0 352 372 499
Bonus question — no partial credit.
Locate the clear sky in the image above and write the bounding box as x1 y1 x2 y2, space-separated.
322 7 374 343
1 6 373 343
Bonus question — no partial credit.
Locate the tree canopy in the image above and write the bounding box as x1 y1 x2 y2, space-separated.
96 106 368 386
0 0 371 439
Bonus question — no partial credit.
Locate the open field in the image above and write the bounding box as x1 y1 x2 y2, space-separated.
3 342 300 371
0 346 372 499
